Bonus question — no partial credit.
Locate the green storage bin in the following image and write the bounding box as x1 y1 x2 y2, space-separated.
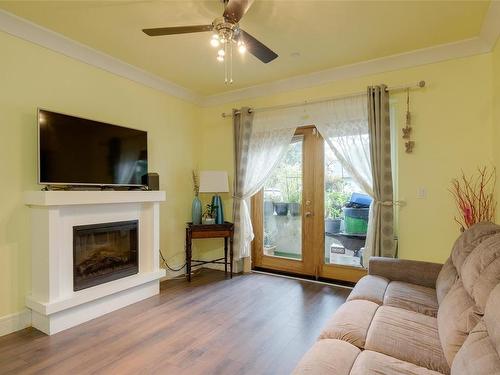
343 208 369 234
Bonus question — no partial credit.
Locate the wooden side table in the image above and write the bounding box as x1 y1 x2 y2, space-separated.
185 221 234 281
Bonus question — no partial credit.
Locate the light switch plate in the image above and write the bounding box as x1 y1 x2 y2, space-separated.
417 187 427 199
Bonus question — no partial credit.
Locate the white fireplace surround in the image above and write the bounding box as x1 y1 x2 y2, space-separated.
24 190 166 335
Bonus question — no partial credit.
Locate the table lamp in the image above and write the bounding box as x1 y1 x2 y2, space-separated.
199 170 229 224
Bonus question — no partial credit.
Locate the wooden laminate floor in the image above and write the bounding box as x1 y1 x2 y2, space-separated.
0 269 351 375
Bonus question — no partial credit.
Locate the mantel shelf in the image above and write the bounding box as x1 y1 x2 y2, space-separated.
24 190 166 207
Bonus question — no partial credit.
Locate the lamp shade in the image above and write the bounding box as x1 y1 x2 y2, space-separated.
199 170 229 193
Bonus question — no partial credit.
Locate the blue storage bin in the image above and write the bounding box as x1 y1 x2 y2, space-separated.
348 193 372 207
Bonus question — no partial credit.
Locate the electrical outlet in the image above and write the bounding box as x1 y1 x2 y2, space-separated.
416 187 427 199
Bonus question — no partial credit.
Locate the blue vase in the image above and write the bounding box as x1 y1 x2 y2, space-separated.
212 195 224 224
192 196 202 225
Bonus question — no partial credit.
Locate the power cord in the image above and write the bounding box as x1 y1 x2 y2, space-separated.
159 249 186 272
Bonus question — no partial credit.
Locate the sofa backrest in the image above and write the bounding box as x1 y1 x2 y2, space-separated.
436 222 500 304
436 222 500 367
451 283 500 374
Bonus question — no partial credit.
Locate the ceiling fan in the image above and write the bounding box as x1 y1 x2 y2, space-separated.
142 0 278 83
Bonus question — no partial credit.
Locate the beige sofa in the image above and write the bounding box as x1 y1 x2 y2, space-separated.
293 222 500 375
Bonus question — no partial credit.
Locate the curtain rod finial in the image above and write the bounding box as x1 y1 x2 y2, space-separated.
418 80 426 88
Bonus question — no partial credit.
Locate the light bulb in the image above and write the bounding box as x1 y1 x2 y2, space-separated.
218 49 225 57
210 38 220 47
238 44 246 54
217 55 224 62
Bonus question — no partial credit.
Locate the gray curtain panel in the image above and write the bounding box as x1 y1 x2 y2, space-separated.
367 85 396 258
232 107 254 257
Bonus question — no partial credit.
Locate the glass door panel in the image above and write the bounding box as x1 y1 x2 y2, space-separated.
263 136 303 260
252 127 315 277
323 142 367 269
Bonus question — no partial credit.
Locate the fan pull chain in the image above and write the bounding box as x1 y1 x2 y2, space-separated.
224 41 228 84
230 42 233 84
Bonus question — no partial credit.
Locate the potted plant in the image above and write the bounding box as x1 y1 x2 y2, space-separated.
264 200 274 216
273 200 288 216
263 228 277 255
449 166 496 231
202 203 218 225
325 191 349 234
288 189 301 216
263 188 280 216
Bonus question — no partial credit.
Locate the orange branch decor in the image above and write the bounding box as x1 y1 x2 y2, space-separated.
449 167 496 230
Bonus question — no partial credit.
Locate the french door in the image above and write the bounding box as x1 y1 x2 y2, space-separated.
251 126 367 283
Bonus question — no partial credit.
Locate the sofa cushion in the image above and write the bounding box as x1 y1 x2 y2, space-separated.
365 306 449 374
319 300 379 348
460 233 500 313
436 258 458 304
347 275 389 305
484 283 500 358
450 221 500 271
384 281 439 317
350 350 443 375
292 339 360 375
437 280 481 366
451 321 500 375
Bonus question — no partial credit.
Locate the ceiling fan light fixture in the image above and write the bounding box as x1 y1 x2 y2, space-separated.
210 34 220 47
238 42 246 54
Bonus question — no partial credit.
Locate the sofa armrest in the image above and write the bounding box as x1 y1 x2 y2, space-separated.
368 257 443 288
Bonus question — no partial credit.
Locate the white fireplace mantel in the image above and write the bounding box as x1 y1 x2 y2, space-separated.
25 190 165 206
24 190 166 335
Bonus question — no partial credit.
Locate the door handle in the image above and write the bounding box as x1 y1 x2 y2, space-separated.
305 211 313 217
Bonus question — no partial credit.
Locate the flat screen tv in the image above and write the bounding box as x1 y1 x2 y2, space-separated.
38 109 147 187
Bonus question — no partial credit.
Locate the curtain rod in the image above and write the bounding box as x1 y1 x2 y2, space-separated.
221 80 426 118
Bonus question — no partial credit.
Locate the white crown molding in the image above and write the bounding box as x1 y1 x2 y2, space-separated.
0 309 31 337
480 0 500 49
0 10 202 105
200 1 500 107
200 37 488 106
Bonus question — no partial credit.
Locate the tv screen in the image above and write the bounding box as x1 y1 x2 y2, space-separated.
38 109 147 186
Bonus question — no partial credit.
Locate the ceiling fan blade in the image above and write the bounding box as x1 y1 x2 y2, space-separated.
223 0 255 23
142 25 213 36
240 30 278 63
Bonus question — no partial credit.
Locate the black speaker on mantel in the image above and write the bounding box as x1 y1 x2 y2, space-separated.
142 173 159 190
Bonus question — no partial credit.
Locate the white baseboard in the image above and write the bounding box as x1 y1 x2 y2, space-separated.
202 259 242 273
0 309 32 337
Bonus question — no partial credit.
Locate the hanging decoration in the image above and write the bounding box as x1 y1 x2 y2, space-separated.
402 88 415 153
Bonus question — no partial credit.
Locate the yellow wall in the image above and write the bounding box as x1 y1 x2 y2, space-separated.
198 54 494 264
494 40 500 208
0 31 200 318
1 27 497 322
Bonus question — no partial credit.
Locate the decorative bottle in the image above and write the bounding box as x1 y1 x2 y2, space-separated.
192 195 202 225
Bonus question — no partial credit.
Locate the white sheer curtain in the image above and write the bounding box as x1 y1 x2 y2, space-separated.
233 107 300 259
307 95 376 267
310 95 372 196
